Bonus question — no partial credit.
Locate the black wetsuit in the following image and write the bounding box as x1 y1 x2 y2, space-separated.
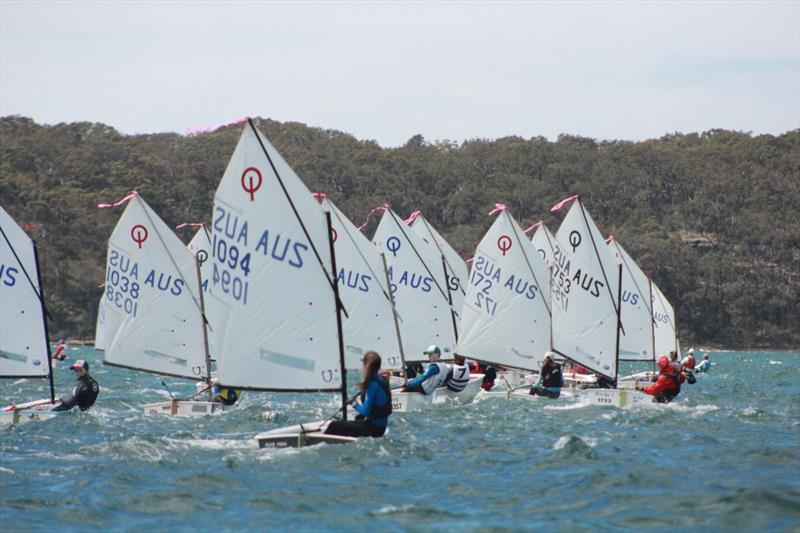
53 374 99 411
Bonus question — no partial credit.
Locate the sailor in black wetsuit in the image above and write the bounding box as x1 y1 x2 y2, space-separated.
52 359 99 412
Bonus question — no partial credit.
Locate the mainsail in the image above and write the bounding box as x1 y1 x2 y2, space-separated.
652 282 679 356
321 197 402 371
410 214 468 323
456 210 551 371
373 209 456 361
212 121 342 391
551 198 621 379
609 238 655 361
103 194 208 380
0 206 52 383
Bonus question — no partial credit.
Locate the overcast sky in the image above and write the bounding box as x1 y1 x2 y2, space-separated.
1 1 798 146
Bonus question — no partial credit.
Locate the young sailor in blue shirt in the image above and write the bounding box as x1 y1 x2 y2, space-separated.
402 345 449 394
325 351 391 438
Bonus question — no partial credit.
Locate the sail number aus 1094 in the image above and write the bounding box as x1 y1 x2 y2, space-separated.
212 234 251 304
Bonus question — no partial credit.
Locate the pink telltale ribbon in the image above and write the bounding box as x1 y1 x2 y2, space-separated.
550 194 579 212
605 235 614 243
357 203 390 231
97 191 138 209
488 203 507 216
175 222 204 230
403 210 421 225
186 116 248 134
523 221 543 235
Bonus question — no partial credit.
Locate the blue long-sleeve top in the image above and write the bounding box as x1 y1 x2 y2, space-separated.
407 363 441 388
354 375 389 428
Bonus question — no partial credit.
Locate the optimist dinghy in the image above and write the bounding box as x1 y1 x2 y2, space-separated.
1 206 60 424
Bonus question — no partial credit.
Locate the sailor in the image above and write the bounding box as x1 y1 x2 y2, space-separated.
636 355 680 403
694 354 712 373
529 353 563 399
444 353 471 392
212 380 241 406
52 339 66 361
682 348 697 371
52 359 99 412
325 351 391 438
402 345 449 394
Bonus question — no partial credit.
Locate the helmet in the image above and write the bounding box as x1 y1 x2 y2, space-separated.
657 355 670 371
423 345 441 356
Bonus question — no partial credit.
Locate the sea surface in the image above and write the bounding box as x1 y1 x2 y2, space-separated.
1 348 798 532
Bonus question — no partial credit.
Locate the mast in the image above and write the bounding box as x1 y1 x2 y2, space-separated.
194 253 213 401
381 253 407 385
33 241 55 403
327 212 348 420
614 263 623 386
649 278 657 373
442 255 459 343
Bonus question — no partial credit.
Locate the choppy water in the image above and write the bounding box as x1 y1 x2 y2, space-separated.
1 349 799 531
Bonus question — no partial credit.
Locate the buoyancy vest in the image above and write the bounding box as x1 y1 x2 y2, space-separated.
541 364 564 388
422 362 449 394
364 375 392 419
445 362 471 392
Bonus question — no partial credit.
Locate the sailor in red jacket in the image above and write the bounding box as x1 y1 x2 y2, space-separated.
637 355 681 403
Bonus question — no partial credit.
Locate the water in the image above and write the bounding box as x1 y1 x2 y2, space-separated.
2 349 799 531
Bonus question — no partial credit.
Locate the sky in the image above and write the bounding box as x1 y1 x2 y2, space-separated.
1 1 798 147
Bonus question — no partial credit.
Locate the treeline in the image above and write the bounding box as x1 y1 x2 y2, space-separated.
1 116 798 348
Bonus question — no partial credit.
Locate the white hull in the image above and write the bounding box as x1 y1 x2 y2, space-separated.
254 420 359 448
578 388 657 409
142 400 228 417
392 374 484 412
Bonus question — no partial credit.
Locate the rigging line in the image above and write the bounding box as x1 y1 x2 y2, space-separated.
247 119 349 318
328 202 394 305
386 209 458 315
576 199 625 335
506 211 551 317
0 226 52 320
419 217 467 296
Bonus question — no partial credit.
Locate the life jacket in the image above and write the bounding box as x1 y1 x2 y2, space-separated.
541 364 564 388
363 375 392 419
421 362 449 394
445 362 470 392
77 375 100 411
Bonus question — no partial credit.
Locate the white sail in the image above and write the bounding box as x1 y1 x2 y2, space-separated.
103 195 208 380
373 209 456 361
552 199 620 379
0 206 49 377
529 223 557 299
652 282 678 357
456 210 551 371
212 122 341 390
187 227 228 359
411 215 468 322
609 239 655 361
321 198 402 371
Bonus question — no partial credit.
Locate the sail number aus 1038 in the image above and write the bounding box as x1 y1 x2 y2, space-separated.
212 234 251 304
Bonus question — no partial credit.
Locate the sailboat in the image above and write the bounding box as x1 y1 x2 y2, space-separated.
194 119 353 447
372 208 483 411
456 208 552 401
550 196 657 408
99 193 221 416
0 205 59 424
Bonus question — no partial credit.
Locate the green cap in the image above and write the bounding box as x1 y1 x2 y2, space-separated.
423 345 441 355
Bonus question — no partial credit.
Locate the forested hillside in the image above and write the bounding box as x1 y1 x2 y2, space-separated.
1 116 798 348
